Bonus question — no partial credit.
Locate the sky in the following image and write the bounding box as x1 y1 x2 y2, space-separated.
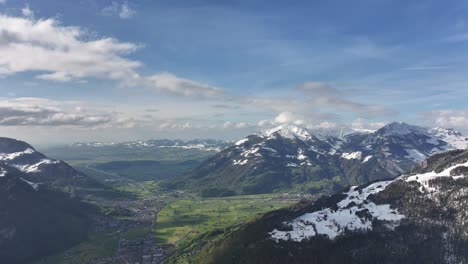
1 0 468 145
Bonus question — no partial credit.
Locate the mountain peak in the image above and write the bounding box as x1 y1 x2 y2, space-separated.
0 137 36 153
377 122 426 136
262 124 312 141
429 126 462 137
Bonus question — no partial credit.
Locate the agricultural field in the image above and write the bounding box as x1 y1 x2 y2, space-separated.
154 194 297 249
33 231 121 264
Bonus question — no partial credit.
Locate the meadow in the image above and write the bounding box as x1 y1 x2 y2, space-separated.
154 194 296 248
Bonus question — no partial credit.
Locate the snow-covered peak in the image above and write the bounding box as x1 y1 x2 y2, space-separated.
429 127 462 137
235 138 249 146
428 127 468 150
263 124 312 141
377 122 427 136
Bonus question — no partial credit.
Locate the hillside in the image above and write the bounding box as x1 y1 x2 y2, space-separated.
0 163 97 264
0 137 121 199
183 149 468 264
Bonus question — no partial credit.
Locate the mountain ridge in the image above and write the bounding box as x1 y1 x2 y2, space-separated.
167 122 468 196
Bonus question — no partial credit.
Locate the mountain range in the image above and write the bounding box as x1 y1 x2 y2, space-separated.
184 148 468 263
70 139 231 152
167 122 468 197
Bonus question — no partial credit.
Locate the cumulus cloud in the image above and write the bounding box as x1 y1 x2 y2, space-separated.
273 111 304 125
102 1 136 19
350 118 386 133
0 14 141 81
21 5 34 17
421 110 468 131
0 13 228 98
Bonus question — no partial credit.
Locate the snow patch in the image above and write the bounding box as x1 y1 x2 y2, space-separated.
341 151 362 160
297 149 307 160
20 177 39 191
269 180 404 241
235 138 249 146
428 127 468 150
404 161 468 193
0 148 35 161
362 155 373 163
232 159 248 166
14 159 59 173
264 125 312 141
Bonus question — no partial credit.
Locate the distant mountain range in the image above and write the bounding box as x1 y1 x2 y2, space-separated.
167 122 468 196
187 148 468 264
70 139 232 152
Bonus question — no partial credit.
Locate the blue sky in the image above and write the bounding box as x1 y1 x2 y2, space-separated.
0 0 468 145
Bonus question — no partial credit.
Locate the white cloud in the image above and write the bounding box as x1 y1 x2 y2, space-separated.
159 122 193 130
272 111 304 125
0 13 228 98
0 14 141 82
257 119 271 127
422 110 468 131
222 121 250 129
0 97 133 128
0 0 7 5
21 5 34 17
102 1 136 19
144 73 225 98
316 121 339 129
119 3 136 19
351 118 386 132
274 111 296 124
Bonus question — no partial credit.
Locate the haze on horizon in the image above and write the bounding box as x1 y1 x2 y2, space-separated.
1 0 468 145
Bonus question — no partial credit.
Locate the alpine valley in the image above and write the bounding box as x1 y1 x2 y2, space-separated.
1 122 468 264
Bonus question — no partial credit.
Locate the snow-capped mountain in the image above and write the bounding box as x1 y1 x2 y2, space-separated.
0 137 104 195
170 122 468 196
198 149 468 263
71 139 231 152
